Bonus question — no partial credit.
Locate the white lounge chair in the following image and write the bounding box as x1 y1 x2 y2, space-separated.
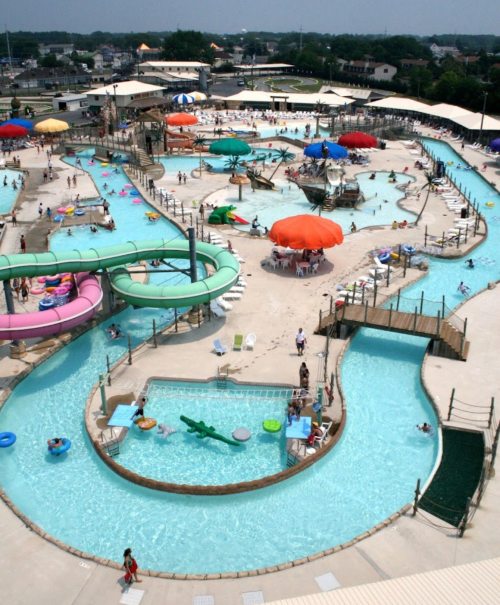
214 297 233 311
245 333 257 350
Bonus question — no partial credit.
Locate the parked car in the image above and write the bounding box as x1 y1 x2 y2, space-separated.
237 80 245 86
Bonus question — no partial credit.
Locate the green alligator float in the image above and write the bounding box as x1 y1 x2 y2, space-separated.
180 415 240 447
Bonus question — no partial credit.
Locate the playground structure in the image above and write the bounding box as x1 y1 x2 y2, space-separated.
165 129 210 152
0 239 240 341
208 205 249 225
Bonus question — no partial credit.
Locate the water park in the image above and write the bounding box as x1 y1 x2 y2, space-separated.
0 109 499 605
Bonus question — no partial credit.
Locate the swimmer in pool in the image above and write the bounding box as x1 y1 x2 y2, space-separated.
417 423 432 433
466 259 474 269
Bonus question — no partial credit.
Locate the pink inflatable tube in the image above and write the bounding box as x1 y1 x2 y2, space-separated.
0 273 103 340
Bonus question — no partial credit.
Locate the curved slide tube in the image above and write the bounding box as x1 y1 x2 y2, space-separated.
0 273 102 340
0 240 240 336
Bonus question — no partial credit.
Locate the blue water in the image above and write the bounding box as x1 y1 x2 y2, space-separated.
0 169 21 214
227 171 415 235
118 380 288 485
0 138 497 574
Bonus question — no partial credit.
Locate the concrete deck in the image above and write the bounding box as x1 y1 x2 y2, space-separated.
0 118 498 604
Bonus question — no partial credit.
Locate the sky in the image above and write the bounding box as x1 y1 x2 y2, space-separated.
3 0 500 36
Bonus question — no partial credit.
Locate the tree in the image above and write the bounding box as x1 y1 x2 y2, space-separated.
269 147 295 181
40 54 63 68
409 67 433 98
161 31 214 64
415 171 435 226
432 71 461 103
193 135 206 177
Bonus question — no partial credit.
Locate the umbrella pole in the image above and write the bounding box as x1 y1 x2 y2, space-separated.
239 184 242 201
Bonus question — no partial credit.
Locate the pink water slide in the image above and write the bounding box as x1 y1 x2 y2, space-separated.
0 273 103 341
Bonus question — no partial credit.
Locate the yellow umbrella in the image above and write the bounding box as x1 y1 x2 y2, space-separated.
188 91 207 101
34 118 69 133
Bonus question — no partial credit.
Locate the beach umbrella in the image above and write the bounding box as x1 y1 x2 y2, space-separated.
188 91 207 101
229 174 250 201
166 113 198 127
269 214 344 250
0 124 28 138
209 138 251 157
304 141 348 160
490 138 500 152
3 118 33 130
338 131 377 149
34 118 69 133
172 93 195 104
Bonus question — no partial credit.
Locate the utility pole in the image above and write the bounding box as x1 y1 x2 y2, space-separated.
479 92 488 144
5 27 14 77
299 26 303 52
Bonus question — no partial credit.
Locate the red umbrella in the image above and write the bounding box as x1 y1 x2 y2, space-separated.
338 131 377 149
0 124 28 138
166 113 198 127
269 215 344 250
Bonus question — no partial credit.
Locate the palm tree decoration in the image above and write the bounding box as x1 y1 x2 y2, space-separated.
224 156 243 172
193 135 206 177
269 147 295 180
414 171 436 226
216 128 223 139
151 130 162 162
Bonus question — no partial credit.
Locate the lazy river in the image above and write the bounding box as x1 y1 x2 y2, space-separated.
0 140 497 574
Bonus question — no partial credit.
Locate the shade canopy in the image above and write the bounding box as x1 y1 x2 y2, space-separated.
166 113 198 127
188 91 207 101
0 124 28 138
34 118 69 133
172 93 195 104
304 141 348 160
3 118 33 129
338 131 377 149
269 215 344 250
209 138 252 156
490 139 500 152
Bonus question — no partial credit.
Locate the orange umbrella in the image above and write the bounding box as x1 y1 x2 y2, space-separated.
269 215 344 250
166 113 198 127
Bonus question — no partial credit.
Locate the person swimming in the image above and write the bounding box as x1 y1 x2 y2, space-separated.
466 259 474 269
417 423 432 433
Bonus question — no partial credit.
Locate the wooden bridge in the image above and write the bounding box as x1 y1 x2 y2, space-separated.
319 302 469 361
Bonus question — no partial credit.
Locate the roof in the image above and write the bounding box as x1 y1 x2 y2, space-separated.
141 71 198 82
127 97 169 109
137 43 150 50
456 56 480 63
345 61 395 69
237 63 293 70
224 90 354 107
14 66 90 81
425 103 474 120
401 59 429 66
365 97 431 112
265 557 500 605
89 81 166 96
53 94 88 102
139 61 210 68
453 112 500 130
319 86 373 100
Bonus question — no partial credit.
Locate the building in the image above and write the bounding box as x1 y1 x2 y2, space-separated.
86 80 167 113
213 51 235 69
136 44 162 62
39 43 74 56
52 93 88 112
455 56 480 65
138 61 211 76
223 90 354 112
318 86 390 106
426 43 460 59
400 59 430 71
13 66 92 90
342 61 397 81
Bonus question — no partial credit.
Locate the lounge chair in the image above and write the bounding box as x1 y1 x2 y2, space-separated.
314 422 333 448
233 334 244 351
213 339 228 355
245 333 257 350
214 297 233 311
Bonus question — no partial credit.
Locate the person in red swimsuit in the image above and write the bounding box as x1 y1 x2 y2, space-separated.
123 548 142 584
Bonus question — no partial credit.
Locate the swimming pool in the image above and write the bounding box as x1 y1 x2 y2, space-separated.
0 139 496 574
117 380 288 486
207 171 415 235
0 169 21 215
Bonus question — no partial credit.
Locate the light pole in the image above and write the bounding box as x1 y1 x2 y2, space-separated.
113 83 118 129
478 91 488 145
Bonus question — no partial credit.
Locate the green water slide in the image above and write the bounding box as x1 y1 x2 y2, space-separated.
0 239 240 309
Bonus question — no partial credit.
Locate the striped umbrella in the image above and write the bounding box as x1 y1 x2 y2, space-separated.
172 93 195 105
188 91 207 101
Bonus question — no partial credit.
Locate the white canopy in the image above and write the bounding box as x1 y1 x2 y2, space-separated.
424 103 474 120
452 112 500 131
365 97 430 113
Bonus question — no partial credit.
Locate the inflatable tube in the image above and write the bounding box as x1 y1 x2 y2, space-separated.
39 299 56 311
101 163 108 167
485 202 495 207
75 209 85 216
403 245 416 255
379 253 391 263
54 216 64 222
37 277 47 284
58 207 67 213
119 191 128 196
102 172 110 177
390 252 400 260
88 161 95 166
124 184 133 189
48 438 71 455
263 420 281 433
130 190 139 195
133 198 142 204
31 287 45 295
0 432 16 448
65 207 75 214
138 418 157 431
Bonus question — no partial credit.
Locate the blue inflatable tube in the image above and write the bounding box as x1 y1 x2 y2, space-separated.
0 432 16 448
403 245 416 255
48 438 71 455
75 209 85 216
379 252 391 263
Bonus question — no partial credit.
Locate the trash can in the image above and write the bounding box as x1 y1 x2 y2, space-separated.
379 141 386 150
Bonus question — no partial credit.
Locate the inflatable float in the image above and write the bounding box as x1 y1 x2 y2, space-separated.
47 438 71 455
0 432 16 448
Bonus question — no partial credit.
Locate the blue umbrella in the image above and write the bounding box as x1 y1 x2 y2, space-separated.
172 93 195 105
118 123 129 129
4 118 33 130
304 141 348 160
490 138 500 152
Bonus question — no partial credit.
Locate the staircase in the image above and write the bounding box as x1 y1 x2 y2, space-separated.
438 321 470 361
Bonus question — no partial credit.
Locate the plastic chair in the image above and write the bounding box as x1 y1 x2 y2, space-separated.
245 333 257 350
233 334 244 351
296 266 304 277
213 339 228 355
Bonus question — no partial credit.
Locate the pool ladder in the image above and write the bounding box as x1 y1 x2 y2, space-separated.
216 367 228 390
101 429 120 458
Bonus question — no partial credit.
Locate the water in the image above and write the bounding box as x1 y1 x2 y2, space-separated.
224 171 415 235
117 380 288 485
0 169 21 214
0 139 496 574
